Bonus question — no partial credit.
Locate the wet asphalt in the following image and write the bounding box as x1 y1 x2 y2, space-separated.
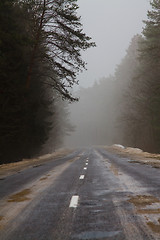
0 147 160 240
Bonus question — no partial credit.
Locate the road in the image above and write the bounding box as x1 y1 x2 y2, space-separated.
0 147 160 240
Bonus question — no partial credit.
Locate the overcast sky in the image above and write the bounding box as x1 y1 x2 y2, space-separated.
77 0 151 87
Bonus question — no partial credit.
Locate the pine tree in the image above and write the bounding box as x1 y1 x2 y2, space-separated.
0 0 95 163
25 0 96 101
138 0 160 152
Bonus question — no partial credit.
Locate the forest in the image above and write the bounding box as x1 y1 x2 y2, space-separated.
0 0 95 163
1 0 160 165
66 0 160 153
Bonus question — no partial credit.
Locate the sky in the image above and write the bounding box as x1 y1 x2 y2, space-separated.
77 0 151 87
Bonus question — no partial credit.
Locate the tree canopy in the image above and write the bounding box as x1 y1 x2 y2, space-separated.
0 0 95 163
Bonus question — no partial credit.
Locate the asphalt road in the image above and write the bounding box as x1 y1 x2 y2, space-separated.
0 147 160 240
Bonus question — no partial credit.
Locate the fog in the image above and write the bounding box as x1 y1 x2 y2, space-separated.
77 0 150 88
64 1 153 149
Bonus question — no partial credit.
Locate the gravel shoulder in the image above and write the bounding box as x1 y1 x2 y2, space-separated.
103 145 160 169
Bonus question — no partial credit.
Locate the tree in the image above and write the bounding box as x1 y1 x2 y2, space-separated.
135 0 160 152
24 0 96 101
113 35 143 146
0 0 95 163
117 0 160 152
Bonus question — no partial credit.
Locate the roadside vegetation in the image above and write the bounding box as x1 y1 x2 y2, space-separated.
68 0 160 153
0 0 95 163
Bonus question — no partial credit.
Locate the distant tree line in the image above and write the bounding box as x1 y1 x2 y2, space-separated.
115 0 160 153
0 0 95 163
67 0 160 153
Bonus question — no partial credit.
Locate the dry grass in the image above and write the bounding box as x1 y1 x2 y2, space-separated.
128 195 160 208
105 145 160 169
128 195 160 234
0 148 73 178
8 189 31 202
137 208 160 214
147 219 160 234
0 216 4 229
69 156 79 163
40 177 48 181
110 163 119 176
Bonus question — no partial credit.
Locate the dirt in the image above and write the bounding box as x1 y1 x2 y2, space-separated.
147 219 160 234
128 195 160 208
0 216 4 230
0 148 73 178
40 177 48 181
128 195 160 234
110 163 119 176
137 209 160 214
0 216 4 221
8 189 31 202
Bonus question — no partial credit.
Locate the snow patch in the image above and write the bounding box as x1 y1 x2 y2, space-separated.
113 144 125 149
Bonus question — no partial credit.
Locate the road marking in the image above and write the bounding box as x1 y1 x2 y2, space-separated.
86 163 88 165
69 195 79 208
84 167 87 170
79 175 85 179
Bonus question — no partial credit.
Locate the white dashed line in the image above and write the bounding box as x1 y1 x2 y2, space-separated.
69 195 79 208
79 175 85 179
84 167 87 170
86 163 88 165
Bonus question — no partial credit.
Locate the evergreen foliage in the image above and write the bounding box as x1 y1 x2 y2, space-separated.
109 0 160 152
0 0 94 163
121 0 160 152
139 0 160 151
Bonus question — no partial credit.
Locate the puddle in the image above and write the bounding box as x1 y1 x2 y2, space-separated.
92 209 103 213
80 200 102 208
72 231 121 239
8 189 31 202
93 189 112 197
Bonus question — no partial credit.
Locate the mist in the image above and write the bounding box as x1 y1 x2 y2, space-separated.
1 0 159 164
64 77 117 147
64 0 160 151
65 28 160 153
77 0 151 88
